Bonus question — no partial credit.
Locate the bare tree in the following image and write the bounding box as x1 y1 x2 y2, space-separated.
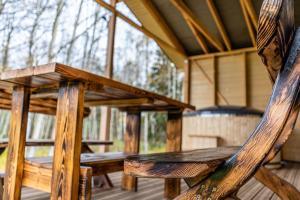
26 1 49 66
48 0 64 62
65 0 84 64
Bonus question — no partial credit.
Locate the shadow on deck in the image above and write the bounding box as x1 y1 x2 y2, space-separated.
21 162 300 200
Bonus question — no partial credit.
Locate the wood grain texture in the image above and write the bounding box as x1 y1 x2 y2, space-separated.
0 63 194 112
121 111 141 192
124 147 238 178
0 175 3 200
0 139 113 149
175 28 300 200
3 86 30 200
257 0 295 83
51 81 85 200
22 162 92 200
255 167 300 200
165 112 183 199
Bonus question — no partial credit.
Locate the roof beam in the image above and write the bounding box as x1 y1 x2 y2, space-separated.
186 20 209 53
140 0 186 54
242 0 258 30
94 0 187 57
170 0 224 52
206 0 232 50
240 0 256 46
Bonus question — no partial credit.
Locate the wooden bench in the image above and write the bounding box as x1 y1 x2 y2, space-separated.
125 1 300 199
24 153 127 198
0 139 113 154
0 152 127 200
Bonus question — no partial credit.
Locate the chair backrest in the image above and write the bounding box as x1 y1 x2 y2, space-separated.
176 0 300 199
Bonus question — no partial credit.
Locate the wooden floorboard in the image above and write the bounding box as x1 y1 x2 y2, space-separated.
21 162 300 200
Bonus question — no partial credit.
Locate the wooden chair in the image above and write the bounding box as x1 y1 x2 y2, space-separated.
124 0 300 199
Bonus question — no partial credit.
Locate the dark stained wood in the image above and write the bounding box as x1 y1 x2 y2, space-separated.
122 111 141 192
0 139 113 149
51 81 85 200
165 112 183 199
174 28 300 200
3 86 30 200
255 167 300 200
257 0 295 83
0 175 3 200
22 162 92 200
124 147 238 178
0 63 195 112
26 152 127 175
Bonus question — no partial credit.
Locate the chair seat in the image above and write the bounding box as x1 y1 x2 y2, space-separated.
124 147 239 179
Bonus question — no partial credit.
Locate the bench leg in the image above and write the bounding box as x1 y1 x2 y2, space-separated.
51 82 85 200
165 112 182 199
94 174 114 189
255 167 300 200
79 167 92 200
122 111 141 192
0 177 3 200
3 86 30 200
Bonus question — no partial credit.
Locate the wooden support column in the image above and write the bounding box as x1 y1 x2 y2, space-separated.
212 56 217 105
184 59 191 104
100 0 117 152
122 111 141 191
242 52 248 106
51 81 85 200
165 111 183 199
3 86 30 200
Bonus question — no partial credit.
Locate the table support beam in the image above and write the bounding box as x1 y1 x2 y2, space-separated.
51 81 85 200
122 111 141 191
3 86 30 200
165 111 182 199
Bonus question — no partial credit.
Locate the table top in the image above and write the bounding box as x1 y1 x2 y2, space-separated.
0 63 195 115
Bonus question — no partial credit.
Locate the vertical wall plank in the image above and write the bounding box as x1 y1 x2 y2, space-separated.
122 111 141 191
51 81 85 200
165 111 182 199
4 86 30 200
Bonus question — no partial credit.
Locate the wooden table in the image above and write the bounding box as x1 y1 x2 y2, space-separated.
0 63 194 200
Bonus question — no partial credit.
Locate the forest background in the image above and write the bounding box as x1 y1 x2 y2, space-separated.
0 0 183 169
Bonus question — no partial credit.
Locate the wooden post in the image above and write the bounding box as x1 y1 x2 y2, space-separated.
165 111 182 199
183 59 191 104
3 86 30 200
100 0 117 152
51 81 85 200
121 111 141 191
0 177 3 200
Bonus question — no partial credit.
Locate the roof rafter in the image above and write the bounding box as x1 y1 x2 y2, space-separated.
242 0 258 30
186 20 209 54
170 0 224 52
94 0 187 57
240 0 256 46
140 0 186 54
206 0 232 51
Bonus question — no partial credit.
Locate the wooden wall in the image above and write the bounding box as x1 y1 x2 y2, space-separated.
187 49 272 110
184 48 300 162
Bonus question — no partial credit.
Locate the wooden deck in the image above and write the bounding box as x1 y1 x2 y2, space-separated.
21 162 300 200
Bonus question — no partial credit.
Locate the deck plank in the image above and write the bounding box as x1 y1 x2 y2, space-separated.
21 162 300 200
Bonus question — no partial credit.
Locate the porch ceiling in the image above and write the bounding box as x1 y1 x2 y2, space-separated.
123 0 300 67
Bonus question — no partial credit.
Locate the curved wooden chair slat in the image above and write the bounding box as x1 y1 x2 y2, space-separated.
257 0 295 83
175 28 300 200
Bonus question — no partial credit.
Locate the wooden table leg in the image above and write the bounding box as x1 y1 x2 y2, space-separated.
122 111 141 191
165 111 182 199
51 81 85 200
3 86 30 200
